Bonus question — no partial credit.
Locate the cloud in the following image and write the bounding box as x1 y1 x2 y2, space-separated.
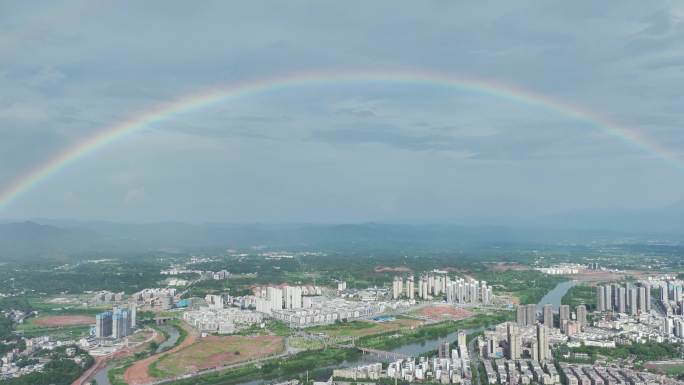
124 188 146 205
1 0 684 221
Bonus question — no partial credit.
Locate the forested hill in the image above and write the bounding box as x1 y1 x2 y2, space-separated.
0 220 682 261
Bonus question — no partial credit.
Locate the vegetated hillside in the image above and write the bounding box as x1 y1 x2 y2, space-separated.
1 218 682 261
0 221 144 260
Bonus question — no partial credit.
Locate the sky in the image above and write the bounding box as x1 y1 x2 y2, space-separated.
1 1 683 223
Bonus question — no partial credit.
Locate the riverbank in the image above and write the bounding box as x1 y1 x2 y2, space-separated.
357 311 513 350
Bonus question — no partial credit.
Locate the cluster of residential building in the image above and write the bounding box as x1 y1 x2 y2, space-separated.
1 339 89 380
536 264 584 275
498 322 553 362
334 332 471 384
596 283 651 315
271 297 411 327
589 312 684 344
517 304 587 335
391 272 494 305
95 304 137 339
657 281 684 315
182 307 263 334
1 308 32 325
483 359 560 385
252 285 322 314
160 267 230 280
90 290 124 305
130 288 177 310
558 363 683 385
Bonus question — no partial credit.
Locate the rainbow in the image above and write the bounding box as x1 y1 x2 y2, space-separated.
0 68 680 211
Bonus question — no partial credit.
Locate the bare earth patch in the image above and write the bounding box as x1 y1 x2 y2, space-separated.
153 335 284 377
374 266 412 273
124 322 198 385
417 305 474 321
34 315 94 327
309 318 423 338
486 262 531 272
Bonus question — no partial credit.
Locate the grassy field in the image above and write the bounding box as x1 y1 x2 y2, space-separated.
235 320 290 337
16 323 92 339
561 284 597 310
306 318 423 338
165 348 361 385
288 336 327 350
151 335 284 378
662 364 684 376
358 311 513 350
473 269 567 304
645 361 684 376
15 313 95 340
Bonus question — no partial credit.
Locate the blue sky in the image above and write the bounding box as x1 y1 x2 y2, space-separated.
1 1 683 222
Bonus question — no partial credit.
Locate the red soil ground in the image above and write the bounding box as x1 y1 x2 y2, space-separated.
374 266 413 273
418 305 473 321
34 315 94 327
124 322 198 385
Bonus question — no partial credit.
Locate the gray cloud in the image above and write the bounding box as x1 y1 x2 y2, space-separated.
0 0 683 222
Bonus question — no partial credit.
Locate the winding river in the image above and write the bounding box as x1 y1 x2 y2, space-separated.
536 280 578 313
92 280 578 385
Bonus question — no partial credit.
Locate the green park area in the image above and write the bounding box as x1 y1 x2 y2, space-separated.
561 284 596 310
472 269 567 304
307 318 424 338
556 341 682 364
357 311 513 350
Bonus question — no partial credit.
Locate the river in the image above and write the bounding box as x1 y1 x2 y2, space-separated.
92 325 180 385
155 324 180 353
92 282 576 385
536 280 578 313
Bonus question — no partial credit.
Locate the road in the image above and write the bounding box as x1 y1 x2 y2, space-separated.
71 327 159 385
468 333 482 385
139 350 291 385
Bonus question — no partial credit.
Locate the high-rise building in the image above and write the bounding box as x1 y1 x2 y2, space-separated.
438 340 450 359
638 286 647 314
392 276 403 299
542 304 553 328
267 287 283 310
457 330 467 348
559 305 570 322
618 287 627 313
421 278 429 300
283 286 303 309
406 276 415 300
597 286 606 312
629 287 638 315
661 284 670 303
486 338 496 358
110 307 132 339
507 323 521 360
526 304 537 325
576 305 587 328
536 323 550 362
128 303 136 328
95 311 112 338
644 284 651 312
205 294 224 309
673 285 682 303
516 305 526 326
604 285 613 311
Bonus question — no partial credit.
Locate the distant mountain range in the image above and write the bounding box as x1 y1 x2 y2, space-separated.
538 200 684 234
0 201 683 260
